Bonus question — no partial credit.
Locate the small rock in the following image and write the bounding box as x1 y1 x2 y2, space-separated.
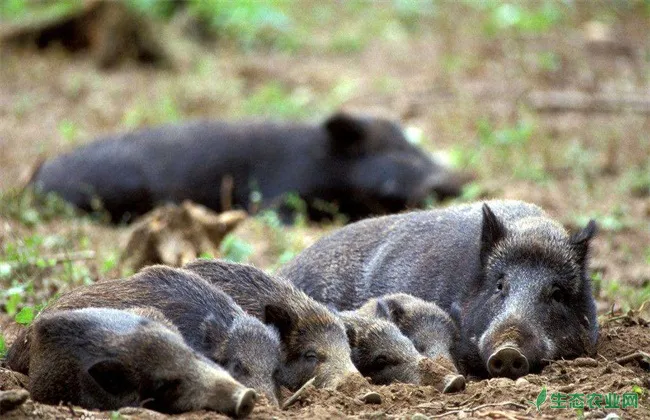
558 384 575 393
515 377 530 388
0 389 29 414
361 392 382 405
573 357 598 367
489 377 514 388
411 414 430 420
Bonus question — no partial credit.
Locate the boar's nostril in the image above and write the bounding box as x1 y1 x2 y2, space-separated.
487 347 529 379
234 388 256 418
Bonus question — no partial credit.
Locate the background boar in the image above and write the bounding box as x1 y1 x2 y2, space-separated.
30 112 468 223
28 307 256 417
183 258 362 391
279 200 598 379
6 266 281 405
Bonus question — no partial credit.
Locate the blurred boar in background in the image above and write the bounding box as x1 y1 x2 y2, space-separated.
30 112 469 223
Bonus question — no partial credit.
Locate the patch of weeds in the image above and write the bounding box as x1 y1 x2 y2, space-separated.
240 82 311 119
220 234 254 263
58 119 80 144
483 1 565 37
126 0 179 19
471 117 549 182
536 51 560 72
619 165 650 198
99 251 119 276
573 205 632 233
393 0 437 32
256 206 310 270
0 332 6 358
185 0 299 51
600 278 650 312
0 189 78 227
0 0 82 22
1 230 96 316
329 32 366 54
122 94 182 128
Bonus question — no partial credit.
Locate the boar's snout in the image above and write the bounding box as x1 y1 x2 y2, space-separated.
233 388 257 418
487 346 529 379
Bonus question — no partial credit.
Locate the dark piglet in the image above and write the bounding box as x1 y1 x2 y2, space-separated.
30 112 469 223
6 266 281 405
183 259 362 391
358 293 459 364
28 307 256 417
279 200 599 379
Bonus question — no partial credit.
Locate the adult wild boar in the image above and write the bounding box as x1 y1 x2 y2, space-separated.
27 307 256 417
30 112 468 222
279 200 599 379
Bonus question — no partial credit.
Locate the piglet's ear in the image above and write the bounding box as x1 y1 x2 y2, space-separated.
88 359 137 396
324 112 367 157
480 204 507 266
569 219 597 268
199 315 221 352
264 304 294 342
377 298 406 327
343 322 358 348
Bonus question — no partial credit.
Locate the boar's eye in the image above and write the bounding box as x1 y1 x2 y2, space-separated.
303 350 319 363
495 274 505 294
550 287 563 303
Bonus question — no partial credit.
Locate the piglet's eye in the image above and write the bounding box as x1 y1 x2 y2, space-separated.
304 350 318 362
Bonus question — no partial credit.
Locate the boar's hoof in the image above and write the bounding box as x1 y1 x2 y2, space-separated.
234 388 257 418
442 374 466 393
488 347 529 379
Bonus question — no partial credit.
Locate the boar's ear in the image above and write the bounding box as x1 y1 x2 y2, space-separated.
264 304 294 342
569 219 597 268
88 359 137 396
480 204 507 266
325 112 367 156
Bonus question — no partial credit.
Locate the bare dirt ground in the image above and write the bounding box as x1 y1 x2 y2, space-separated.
1 2 649 419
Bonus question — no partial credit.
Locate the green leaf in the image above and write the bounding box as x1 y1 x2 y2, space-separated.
0 333 6 358
15 306 35 325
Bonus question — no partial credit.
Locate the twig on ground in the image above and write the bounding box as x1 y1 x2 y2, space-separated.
429 401 528 418
615 351 650 365
282 377 316 410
